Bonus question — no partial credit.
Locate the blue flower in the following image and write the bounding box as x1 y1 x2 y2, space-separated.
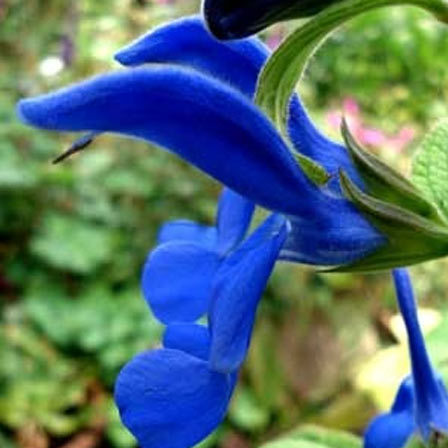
364 268 448 448
115 200 287 448
202 0 341 39
16 16 384 268
141 187 254 324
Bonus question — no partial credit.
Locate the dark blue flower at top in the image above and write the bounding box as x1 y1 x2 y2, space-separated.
17 16 385 269
115 205 287 448
364 269 448 448
202 0 342 39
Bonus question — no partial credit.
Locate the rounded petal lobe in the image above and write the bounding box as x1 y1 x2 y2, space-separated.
364 411 415 448
216 188 255 255
17 66 318 216
157 219 218 250
163 323 211 361
115 349 234 448
364 378 415 448
209 214 287 373
142 241 220 324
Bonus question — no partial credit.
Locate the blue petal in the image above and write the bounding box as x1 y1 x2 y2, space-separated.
163 324 211 361
17 65 321 217
114 16 359 182
280 214 385 266
393 269 448 439
115 348 234 448
209 214 287 373
141 242 220 324
115 15 266 99
157 219 218 250
216 188 255 255
391 377 415 413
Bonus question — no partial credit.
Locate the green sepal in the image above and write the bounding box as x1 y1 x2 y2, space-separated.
328 170 448 272
294 153 331 186
341 119 446 225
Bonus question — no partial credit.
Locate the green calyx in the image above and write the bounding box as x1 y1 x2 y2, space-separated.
254 0 448 272
330 121 448 273
294 153 331 186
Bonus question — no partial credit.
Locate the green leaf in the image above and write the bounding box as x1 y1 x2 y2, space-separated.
24 282 162 383
255 0 448 139
262 441 327 448
260 425 362 448
229 388 270 432
413 119 448 221
404 436 426 447
105 399 137 448
0 142 38 189
30 212 116 274
290 425 362 448
0 323 89 436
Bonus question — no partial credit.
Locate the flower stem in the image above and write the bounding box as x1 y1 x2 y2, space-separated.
392 268 442 433
256 0 448 138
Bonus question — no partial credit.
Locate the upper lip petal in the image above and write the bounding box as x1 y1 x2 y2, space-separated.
17 65 319 216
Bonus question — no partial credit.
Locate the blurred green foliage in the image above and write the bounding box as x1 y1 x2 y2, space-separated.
303 6 448 126
1 1 448 447
260 425 362 447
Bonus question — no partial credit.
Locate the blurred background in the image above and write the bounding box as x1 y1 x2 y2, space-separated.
1 1 448 447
